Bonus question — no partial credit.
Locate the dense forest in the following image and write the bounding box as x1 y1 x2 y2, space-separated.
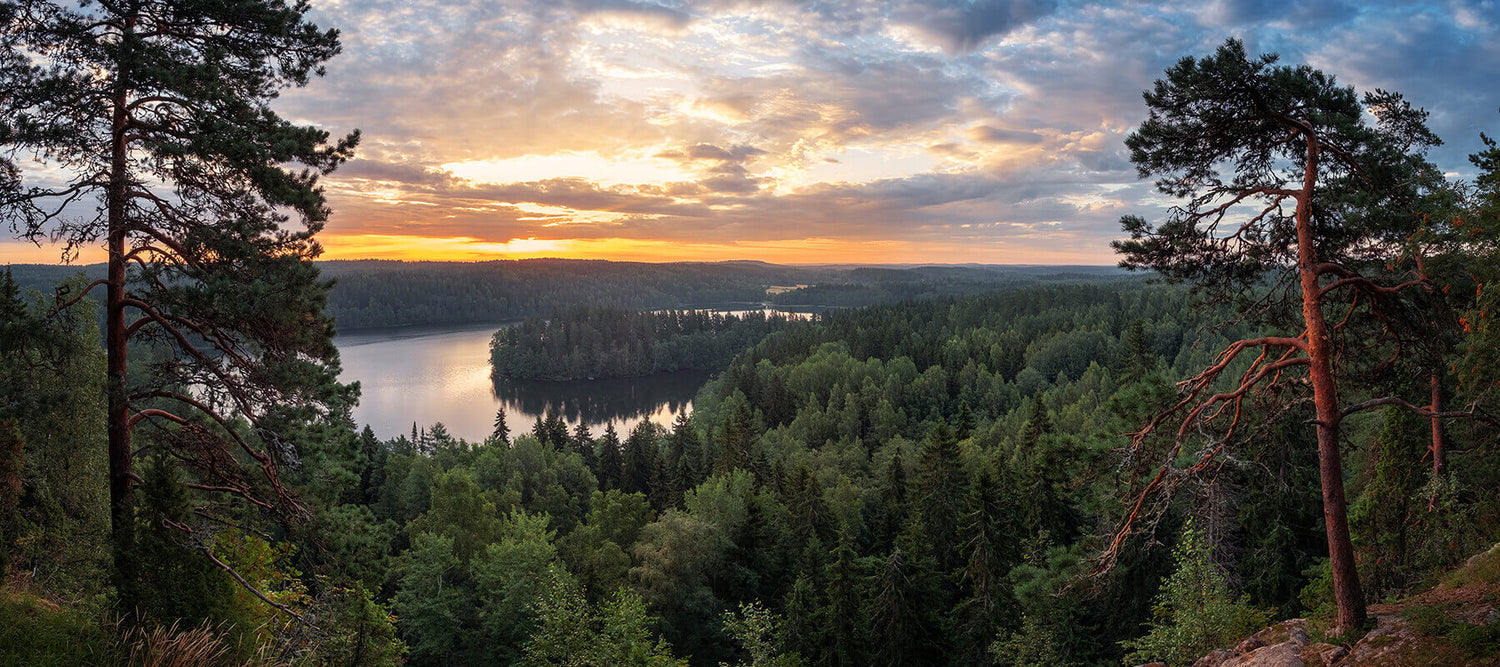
12 272 1499 665
490 306 801 380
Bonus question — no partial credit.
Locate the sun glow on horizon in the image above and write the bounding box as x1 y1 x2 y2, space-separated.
314 233 1113 265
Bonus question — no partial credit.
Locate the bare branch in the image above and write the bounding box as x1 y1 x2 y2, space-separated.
201 546 304 621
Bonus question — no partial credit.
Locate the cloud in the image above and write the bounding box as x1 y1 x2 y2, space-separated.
242 0 1499 265
894 0 1060 53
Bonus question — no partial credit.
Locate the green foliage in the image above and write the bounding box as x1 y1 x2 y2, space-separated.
1350 408 1440 597
472 511 563 664
719 601 807 667
287 585 406 667
406 469 506 562
124 455 237 627
991 612 1073 667
1120 522 1268 667
0 589 117 666
0 275 108 593
493 306 798 380
525 575 688 667
1402 603 1500 659
390 533 466 664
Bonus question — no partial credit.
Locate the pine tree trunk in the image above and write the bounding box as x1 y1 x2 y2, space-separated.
1295 139 1366 632
106 25 136 601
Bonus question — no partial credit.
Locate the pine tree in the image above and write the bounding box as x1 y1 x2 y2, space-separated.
1111 38 1453 629
1 0 359 602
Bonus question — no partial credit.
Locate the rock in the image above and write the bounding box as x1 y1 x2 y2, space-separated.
1318 645 1347 666
1192 648 1233 667
1221 641 1304 667
1347 615 1417 665
1307 642 1335 655
1235 637 1267 654
1288 627 1311 647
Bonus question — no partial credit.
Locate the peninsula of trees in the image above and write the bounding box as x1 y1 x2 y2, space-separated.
490 306 800 381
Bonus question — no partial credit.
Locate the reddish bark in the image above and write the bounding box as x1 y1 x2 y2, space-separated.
107 33 136 581
1295 137 1366 632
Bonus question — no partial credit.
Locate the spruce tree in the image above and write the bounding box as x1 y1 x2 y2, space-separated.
492 409 511 445
915 422 967 573
821 525 865 667
596 423 624 491
623 420 659 496
870 513 945 666
669 412 704 494
572 422 597 472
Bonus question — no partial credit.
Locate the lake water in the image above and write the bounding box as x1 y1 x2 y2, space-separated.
336 323 710 442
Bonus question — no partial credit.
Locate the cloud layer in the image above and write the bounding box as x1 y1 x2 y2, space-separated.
246 0 1500 264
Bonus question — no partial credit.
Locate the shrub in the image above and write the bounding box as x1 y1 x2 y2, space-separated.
1120 520 1268 667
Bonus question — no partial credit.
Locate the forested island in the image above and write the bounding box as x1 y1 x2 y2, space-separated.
490 306 801 380
3 7 1500 667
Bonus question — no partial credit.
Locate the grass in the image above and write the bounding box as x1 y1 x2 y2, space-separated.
1446 543 1500 589
1401 602 1500 660
0 588 118 667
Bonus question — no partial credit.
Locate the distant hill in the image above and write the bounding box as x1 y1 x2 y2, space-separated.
4 258 1132 331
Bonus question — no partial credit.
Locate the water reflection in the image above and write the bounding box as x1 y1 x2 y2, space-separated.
493 372 708 426
338 324 711 442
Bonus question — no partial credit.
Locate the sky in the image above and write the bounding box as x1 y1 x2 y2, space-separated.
3 0 1499 265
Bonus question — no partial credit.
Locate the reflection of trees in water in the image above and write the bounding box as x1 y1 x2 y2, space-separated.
492 371 710 425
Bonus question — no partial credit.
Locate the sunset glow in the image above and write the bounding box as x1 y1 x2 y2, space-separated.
4 1 1496 266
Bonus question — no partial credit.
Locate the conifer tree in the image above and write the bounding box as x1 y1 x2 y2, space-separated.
870 513 945 666
821 525 865 667
872 448 909 553
492 409 511 445
915 422 967 573
1110 38 1457 629
1 0 358 610
669 412 705 495
717 402 756 475
952 468 1015 664
572 422 597 473
623 420 659 496
597 423 624 491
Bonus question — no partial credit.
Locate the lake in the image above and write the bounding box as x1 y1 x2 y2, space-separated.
336 323 711 442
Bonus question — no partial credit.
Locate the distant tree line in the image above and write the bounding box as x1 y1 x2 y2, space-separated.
491 306 800 380
3 260 1133 333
